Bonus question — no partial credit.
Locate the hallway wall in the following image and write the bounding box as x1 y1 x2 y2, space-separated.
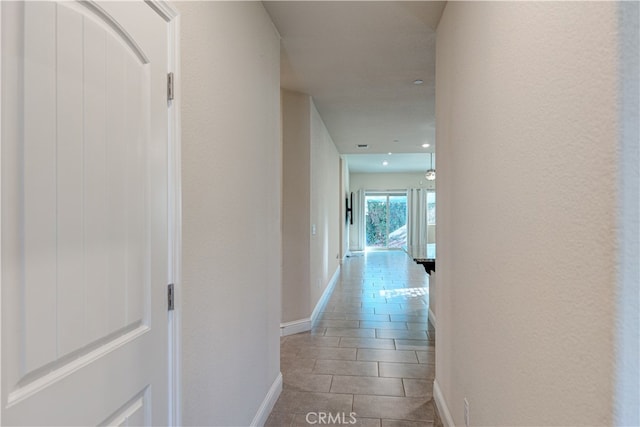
282 90 311 322
281 92 341 325
340 158 350 260
309 101 341 313
180 2 281 425
435 2 619 425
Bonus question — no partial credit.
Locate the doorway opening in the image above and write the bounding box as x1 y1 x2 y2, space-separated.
365 191 407 250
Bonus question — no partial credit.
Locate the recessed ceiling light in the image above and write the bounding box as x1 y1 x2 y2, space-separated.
388 152 392 155
413 79 424 85
422 143 430 148
382 161 389 166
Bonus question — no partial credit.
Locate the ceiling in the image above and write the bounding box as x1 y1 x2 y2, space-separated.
263 1 446 173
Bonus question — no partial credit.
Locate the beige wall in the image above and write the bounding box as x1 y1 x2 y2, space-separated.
281 92 341 324
282 90 311 322
309 101 341 309
180 2 281 425
435 2 618 425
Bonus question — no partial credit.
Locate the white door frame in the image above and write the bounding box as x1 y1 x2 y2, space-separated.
144 2 182 425
0 1 182 425
157 2 182 425
1 4 4 424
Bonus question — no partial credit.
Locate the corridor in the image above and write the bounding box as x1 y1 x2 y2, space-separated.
267 251 437 426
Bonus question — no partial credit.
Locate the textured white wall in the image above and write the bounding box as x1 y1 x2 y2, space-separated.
282 90 311 323
180 2 281 425
435 2 618 425
309 101 341 311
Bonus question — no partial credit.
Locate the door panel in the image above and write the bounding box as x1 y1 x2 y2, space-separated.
99 390 148 427
84 16 111 345
22 0 58 373
2 1 172 424
388 195 407 249
56 1 89 359
365 194 387 248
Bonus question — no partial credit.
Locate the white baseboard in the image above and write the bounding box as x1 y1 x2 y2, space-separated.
250 372 282 427
280 266 341 336
428 307 437 328
280 318 311 337
311 266 340 326
433 379 455 427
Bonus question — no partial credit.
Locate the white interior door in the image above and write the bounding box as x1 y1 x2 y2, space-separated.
1 1 173 424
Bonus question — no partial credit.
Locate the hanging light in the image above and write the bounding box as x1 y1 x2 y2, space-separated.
425 153 436 181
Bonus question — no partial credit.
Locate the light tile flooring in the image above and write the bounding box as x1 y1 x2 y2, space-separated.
267 251 439 427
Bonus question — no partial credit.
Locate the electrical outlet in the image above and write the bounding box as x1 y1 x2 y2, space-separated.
464 398 470 427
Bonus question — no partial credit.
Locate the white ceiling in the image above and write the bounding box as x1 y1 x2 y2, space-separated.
347 152 435 174
263 1 446 173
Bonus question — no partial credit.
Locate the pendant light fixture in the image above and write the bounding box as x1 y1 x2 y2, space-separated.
425 153 436 181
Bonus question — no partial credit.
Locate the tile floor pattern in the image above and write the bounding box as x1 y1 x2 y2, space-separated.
266 251 440 427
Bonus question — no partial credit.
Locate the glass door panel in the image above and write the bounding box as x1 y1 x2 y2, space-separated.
388 195 407 248
365 192 407 249
365 195 387 248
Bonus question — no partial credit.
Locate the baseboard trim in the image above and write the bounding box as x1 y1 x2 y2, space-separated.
280 266 341 337
311 266 340 326
280 318 311 337
250 372 282 426
433 379 455 427
428 307 437 328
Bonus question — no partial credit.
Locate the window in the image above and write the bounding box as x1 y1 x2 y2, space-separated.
365 192 407 249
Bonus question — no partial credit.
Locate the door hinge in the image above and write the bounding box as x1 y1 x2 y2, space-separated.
167 72 174 101
167 283 175 311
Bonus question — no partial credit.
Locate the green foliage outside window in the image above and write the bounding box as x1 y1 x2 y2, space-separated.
366 199 407 247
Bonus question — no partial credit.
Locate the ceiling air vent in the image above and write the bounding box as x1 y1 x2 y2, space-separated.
357 144 369 149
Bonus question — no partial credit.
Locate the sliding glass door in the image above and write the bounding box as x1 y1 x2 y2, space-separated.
365 192 407 249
